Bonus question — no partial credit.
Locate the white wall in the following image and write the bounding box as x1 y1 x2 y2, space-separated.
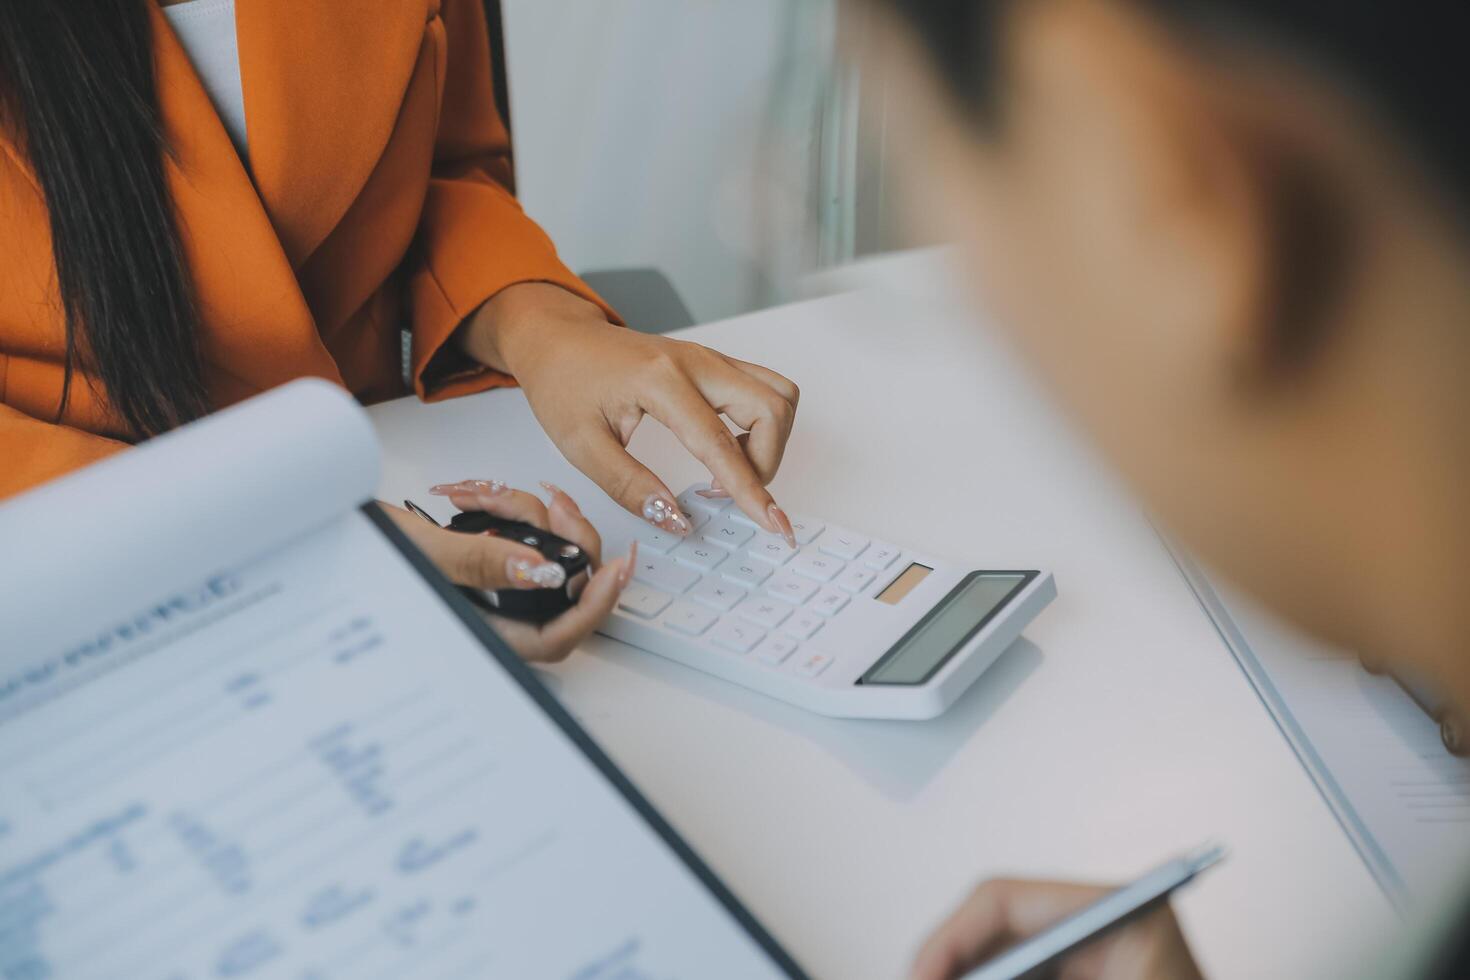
502 0 836 325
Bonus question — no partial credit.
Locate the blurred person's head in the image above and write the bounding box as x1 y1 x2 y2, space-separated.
851 0 1470 700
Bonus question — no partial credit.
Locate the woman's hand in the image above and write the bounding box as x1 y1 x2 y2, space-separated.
459 282 801 545
383 479 634 663
910 879 1205 980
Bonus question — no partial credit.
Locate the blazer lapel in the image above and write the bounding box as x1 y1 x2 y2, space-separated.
152 4 344 395
236 0 435 268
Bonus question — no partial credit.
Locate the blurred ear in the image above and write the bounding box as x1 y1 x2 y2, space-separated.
1006 0 1334 381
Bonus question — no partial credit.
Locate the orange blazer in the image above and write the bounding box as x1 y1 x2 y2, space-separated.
0 0 611 499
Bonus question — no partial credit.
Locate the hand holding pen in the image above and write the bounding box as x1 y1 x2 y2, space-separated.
911 845 1222 980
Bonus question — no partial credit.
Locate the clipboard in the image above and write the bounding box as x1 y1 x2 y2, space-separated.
366 502 810 978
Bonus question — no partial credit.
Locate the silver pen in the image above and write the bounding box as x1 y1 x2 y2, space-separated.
960 842 1228 980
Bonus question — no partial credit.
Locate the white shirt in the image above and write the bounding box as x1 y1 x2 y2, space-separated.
162 0 248 160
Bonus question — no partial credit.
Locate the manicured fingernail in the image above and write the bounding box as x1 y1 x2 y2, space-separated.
618 542 638 589
642 493 691 535
540 481 584 515
767 503 796 549
506 558 567 589
430 479 506 496
694 488 732 499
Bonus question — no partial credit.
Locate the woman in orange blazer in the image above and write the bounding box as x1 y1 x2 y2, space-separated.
0 0 798 659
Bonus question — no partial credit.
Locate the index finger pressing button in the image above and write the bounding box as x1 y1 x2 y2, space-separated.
747 535 795 566
787 516 824 545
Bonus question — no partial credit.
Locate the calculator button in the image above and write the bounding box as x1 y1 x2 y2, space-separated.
671 539 727 572
791 551 844 583
747 536 795 566
632 553 700 594
864 543 901 570
709 619 764 654
689 578 747 612
787 517 824 545
733 597 792 629
722 559 773 588
699 517 755 550
617 582 672 619
754 636 799 666
632 525 681 554
810 588 850 616
766 571 819 605
680 507 710 532
818 529 869 561
664 601 717 636
779 611 824 640
836 566 876 593
791 650 834 678
677 487 730 520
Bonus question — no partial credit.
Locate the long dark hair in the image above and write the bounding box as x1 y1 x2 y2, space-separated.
0 0 208 437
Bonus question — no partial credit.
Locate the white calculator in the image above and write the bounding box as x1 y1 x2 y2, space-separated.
595 485 1056 720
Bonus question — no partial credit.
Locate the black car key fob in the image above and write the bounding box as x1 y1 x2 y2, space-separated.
445 511 592 624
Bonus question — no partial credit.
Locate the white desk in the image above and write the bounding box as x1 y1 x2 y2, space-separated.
368 257 1392 979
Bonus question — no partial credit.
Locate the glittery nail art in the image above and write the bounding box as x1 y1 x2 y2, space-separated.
641 494 691 535
506 559 568 589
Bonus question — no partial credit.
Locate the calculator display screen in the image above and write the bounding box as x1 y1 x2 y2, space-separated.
861 571 1031 685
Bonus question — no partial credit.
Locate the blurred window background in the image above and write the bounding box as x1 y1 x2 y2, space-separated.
501 0 909 329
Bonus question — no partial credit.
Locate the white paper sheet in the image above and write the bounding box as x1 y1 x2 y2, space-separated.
0 379 379 659
1169 548 1470 910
